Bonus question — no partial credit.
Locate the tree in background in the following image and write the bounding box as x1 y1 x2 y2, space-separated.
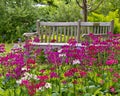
108 0 120 22
50 1 82 22
65 0 104 21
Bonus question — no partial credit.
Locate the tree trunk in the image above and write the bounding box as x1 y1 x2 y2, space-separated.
83 0 87 22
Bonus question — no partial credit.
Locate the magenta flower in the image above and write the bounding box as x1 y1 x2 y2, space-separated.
0 44 5 53
40 69 45 73
109 68 114 72
81 41 90 46
113 72 120 78
79 71 87 77
46 51 62 65
21 80 30 86
34 48 42 56
50 67 56 71
1 51 25 79
64 70 74 77
33 36 40 42
70 68 78 73
22 81 37 96
50 72 59 78
107 32 113 38
110 87 115 92
35 82 46 89
27 58 35 64
67 38 77 46
62 80 67 84
106 59 118 65
109 86 116 94
65 58 70 64
37 75 49 81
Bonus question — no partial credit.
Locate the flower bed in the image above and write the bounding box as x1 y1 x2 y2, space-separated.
0 32 120 96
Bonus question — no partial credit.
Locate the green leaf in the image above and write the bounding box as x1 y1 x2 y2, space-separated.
52 92 59 96
116 89 120 93
68 92 74 96
85 85 96 94
0 88 4 96
94 88 102 95
61 91 68 96
105 93 112 96
84 93 92 96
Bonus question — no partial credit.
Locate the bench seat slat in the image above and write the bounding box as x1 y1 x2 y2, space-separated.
32 42 82 49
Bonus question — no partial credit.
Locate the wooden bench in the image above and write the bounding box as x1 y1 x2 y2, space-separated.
23 20 114 48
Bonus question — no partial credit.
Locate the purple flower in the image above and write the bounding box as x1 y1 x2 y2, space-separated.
33 36 40 42
0 44 5 53
106 59 118 65
67 38 77 46
46 51 62 65
50 72 59 78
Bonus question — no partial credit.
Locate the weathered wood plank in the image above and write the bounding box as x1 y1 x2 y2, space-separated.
64 27 66 42
32 42 82 49
81 22 112 26
23 32 37 37
40 22 78 26
60 27 62 42
77 20 81 42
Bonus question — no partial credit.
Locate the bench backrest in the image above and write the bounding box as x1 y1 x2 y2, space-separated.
80 20 114 41
37 21 79 43
36 20 114 43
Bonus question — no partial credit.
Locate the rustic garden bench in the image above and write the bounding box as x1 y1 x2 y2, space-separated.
23 20 114 49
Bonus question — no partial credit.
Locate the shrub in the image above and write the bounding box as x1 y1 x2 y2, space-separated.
0 0 39 43
50 2 82 22
88 10 120 33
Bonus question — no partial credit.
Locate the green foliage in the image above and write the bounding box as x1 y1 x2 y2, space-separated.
50 2 82 22
88 10 120 33
0 74 28 96
37 6 55 21
34 1 82 22
37 49 46 63
0 0 39 43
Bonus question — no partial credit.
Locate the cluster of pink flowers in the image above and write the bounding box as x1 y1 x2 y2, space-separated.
0 44 5 53
21 80 46 96
33 35 40 43
64 68 87 78
106 59 118 65
45 32 120 67
19 72 51 96
0 51 25 79
50 72 59 78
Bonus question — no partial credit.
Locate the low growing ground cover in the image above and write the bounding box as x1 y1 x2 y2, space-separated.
0 32 120 96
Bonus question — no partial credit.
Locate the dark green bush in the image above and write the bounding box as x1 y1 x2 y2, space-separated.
0 0 39 43
50 2 82 22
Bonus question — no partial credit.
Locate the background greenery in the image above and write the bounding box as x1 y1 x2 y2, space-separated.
0 0 120 43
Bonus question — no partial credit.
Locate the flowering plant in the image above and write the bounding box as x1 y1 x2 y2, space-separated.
1 32 120 96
